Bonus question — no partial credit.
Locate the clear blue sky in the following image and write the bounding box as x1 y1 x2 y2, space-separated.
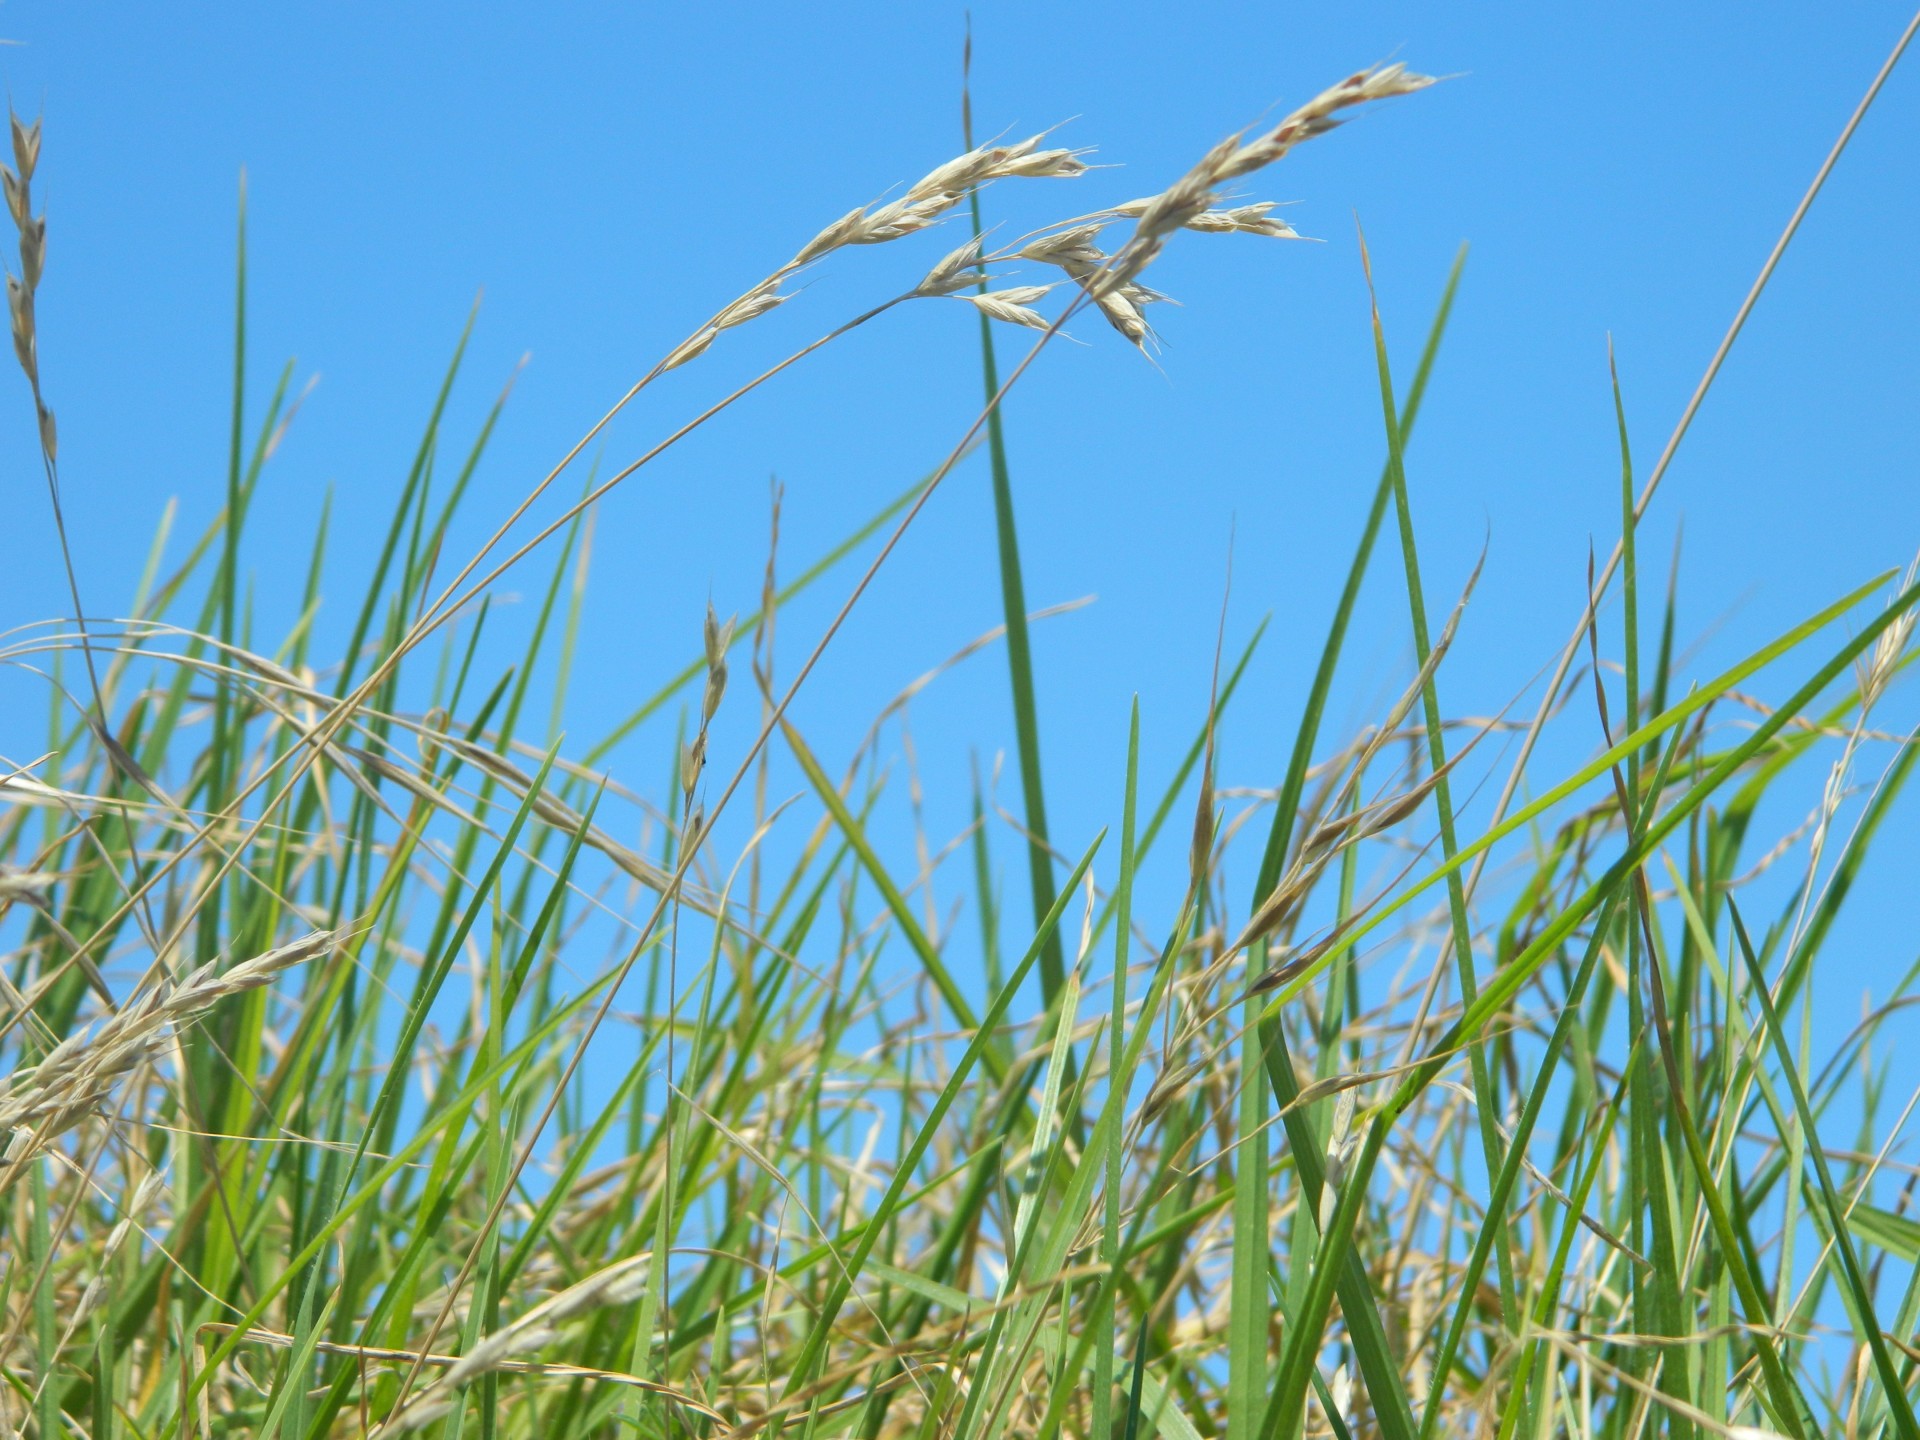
4 5 1917 995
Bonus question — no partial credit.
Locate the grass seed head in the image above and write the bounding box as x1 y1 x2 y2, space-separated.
19 212 45 288
440 1325 559 1389
661 326 718 373
702 604 734 720
793 135 1086 268
915 236 985 297
1 166 26 231
715 279 785 330
702 602 735 669
1018 225 1106 266
547 1256 651 1319
0 931 337 1155
8 274 36 384
10 111 40 184
1103 65 1433 297
388 1399 457 1434
792 205 867 267
1183 202 1299 238
1189 770 1216 890
956 284 1055 330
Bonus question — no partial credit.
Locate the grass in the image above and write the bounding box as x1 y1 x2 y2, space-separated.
4 36 1920 1440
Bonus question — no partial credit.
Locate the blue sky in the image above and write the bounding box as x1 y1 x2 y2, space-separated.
4 4 1917 1003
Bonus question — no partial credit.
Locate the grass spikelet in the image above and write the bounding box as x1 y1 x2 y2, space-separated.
956 284 1055 329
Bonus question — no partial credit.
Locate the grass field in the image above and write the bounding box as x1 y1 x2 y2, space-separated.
4 40 1920 1440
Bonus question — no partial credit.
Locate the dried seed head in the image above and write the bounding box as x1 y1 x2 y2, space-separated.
793 135 1086 268
389 1399 457 1433
848 194 949 245
715 280 785 330
661 326 717 373
1 165 27 231
0 932 336 1150
912 134 1087 199
37 402 54 462
908 136 1027 200
595 1267 649 1308
1018 225 1106 266
955 286 1054 330
441 1324 559 1389
1219 64 1436 183
681 733 707 795
157 931 339 1020
998 146 1087 180
75 1170 164 1325
1861 560 1920 708
11 112 40 184
8 274 36 384
1182 202 1299 239
977 283 1052 307
1056 259 1150 346
914 236 984 298
1189 762 1216 890
1029 234 1158 349
19 212 45 289
548 1256 651 1319
702 604 735 721
1103 65 1432 297
702 602 736 669
1092 289 1149 345
793 206 867 267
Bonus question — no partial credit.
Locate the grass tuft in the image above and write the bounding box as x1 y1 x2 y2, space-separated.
2 43 1919 1440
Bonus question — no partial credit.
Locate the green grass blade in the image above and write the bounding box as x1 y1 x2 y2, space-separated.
1731 905 1920 1439
962 108 1066 1008
779 831 1104 1397
1096 701 1140 1440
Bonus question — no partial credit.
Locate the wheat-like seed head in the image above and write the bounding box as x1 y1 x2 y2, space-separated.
681 732 707 796
791 133 1086 269
913 236 986 297
955 284 1056 330
8 273 36 386
1860 552 1920 709
374 1256 657 1435
702 602 735 723
0 168 27 230
714 279 786 330
2 107 55 455
663 73 1414 376
1101 64 1434 297
0 930 340 1159
1112 199 1300 239
11 113 41 182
